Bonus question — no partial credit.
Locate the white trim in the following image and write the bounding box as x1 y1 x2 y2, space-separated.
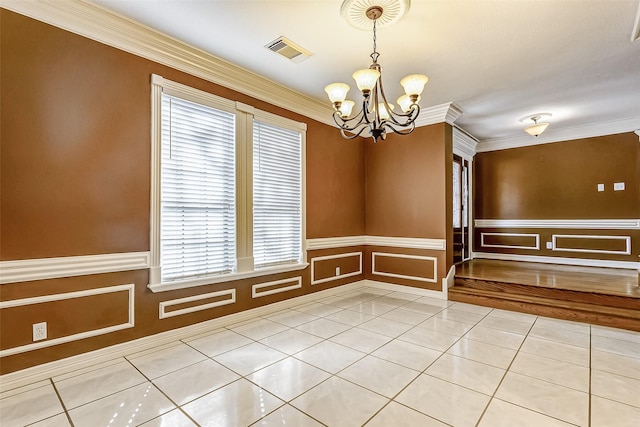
148 262 309 293
371 252 438 283
366 236 446 250
1 0 333 126
0 280 365 392
480 233 540 250
551 234 632 255
474 219 640 230
441 265 456 301
473 252 640 270
414 102 464 127
306 236 366 250
311 252 363 285
453 127 478 160
477 117 640 152
252 277 302 298
159 289 236 319
0 252 150 285
363 279 447 300
306 236 447 251
0 284 135 358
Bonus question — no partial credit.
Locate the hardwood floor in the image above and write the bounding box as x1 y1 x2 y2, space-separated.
450 259 640 331
455 259 640 297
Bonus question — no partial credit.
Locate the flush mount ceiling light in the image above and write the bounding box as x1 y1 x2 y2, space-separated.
520 113 552 137
325 0 428 142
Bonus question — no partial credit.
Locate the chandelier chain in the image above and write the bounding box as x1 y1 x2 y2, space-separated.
371 17 379 64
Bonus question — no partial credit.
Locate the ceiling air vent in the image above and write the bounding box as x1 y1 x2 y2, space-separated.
265 36 312 63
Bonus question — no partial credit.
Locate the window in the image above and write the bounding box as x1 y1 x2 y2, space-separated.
253 121 302 268
150 75 306 291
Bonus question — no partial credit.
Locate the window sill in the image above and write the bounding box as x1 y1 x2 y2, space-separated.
147 262 309 293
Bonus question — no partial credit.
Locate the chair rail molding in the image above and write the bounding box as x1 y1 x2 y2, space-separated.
474 219 640 230
0 252 151 284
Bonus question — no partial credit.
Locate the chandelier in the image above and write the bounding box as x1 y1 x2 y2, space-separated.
324 5 428 142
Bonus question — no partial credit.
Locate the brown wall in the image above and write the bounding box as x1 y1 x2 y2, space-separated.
475 133 640 220
0 10 366 374
365 123 453 286
473 133 640 261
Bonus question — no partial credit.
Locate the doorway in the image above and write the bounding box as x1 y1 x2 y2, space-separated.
453 154 470 264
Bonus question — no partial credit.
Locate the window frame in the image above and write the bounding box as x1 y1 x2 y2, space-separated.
149 75 307 292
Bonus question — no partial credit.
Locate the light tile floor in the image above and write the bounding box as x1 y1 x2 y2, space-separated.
2 286 640 426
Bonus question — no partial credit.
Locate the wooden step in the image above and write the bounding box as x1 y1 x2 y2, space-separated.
450 277 640 332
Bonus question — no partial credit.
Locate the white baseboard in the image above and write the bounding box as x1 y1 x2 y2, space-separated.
473 252 639 270
0 281 365 392
363 279 447 300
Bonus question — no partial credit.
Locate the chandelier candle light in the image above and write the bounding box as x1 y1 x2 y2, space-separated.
325 4 428 142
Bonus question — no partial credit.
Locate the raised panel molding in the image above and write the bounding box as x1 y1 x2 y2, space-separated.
252 277 302 298
552 234 632 255
0 284 135 358
475 219 640 230
307 236 447 251
311 252 363 285
371 252 438 283
159 289 236 319
480 233 540 250
0 252 150 285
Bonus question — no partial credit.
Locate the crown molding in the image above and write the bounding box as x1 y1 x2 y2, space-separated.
1 0 334 126
2 0 462 132
476 116 640 152
453 127 478 159
415 102 464 128
632 0 640 42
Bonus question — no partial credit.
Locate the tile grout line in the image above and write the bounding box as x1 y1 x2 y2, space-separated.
48 378 75 427
123 355 203 426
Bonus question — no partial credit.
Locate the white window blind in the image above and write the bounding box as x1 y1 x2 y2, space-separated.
161 94 236 282
253 121 302 268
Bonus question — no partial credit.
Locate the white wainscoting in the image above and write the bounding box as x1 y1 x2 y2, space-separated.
0 284 135 358
159 289 236 319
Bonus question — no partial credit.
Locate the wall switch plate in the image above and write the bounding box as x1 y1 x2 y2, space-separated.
335 267 341 276
597 183 604 192
614 182 625 191
546 241 553 249
33 322 47 341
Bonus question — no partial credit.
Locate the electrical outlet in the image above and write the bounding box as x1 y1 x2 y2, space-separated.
335 267 341 276
597 183 604 192
614 182 625 191
546 241 553 249
33 322 47 341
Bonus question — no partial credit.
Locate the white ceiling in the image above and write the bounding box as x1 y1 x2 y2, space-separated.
92 0 640 144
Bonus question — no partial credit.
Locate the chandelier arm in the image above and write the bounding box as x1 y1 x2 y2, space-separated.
386 104 420 126
383 120 417 136
340 124 372 139
332 103 369 132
